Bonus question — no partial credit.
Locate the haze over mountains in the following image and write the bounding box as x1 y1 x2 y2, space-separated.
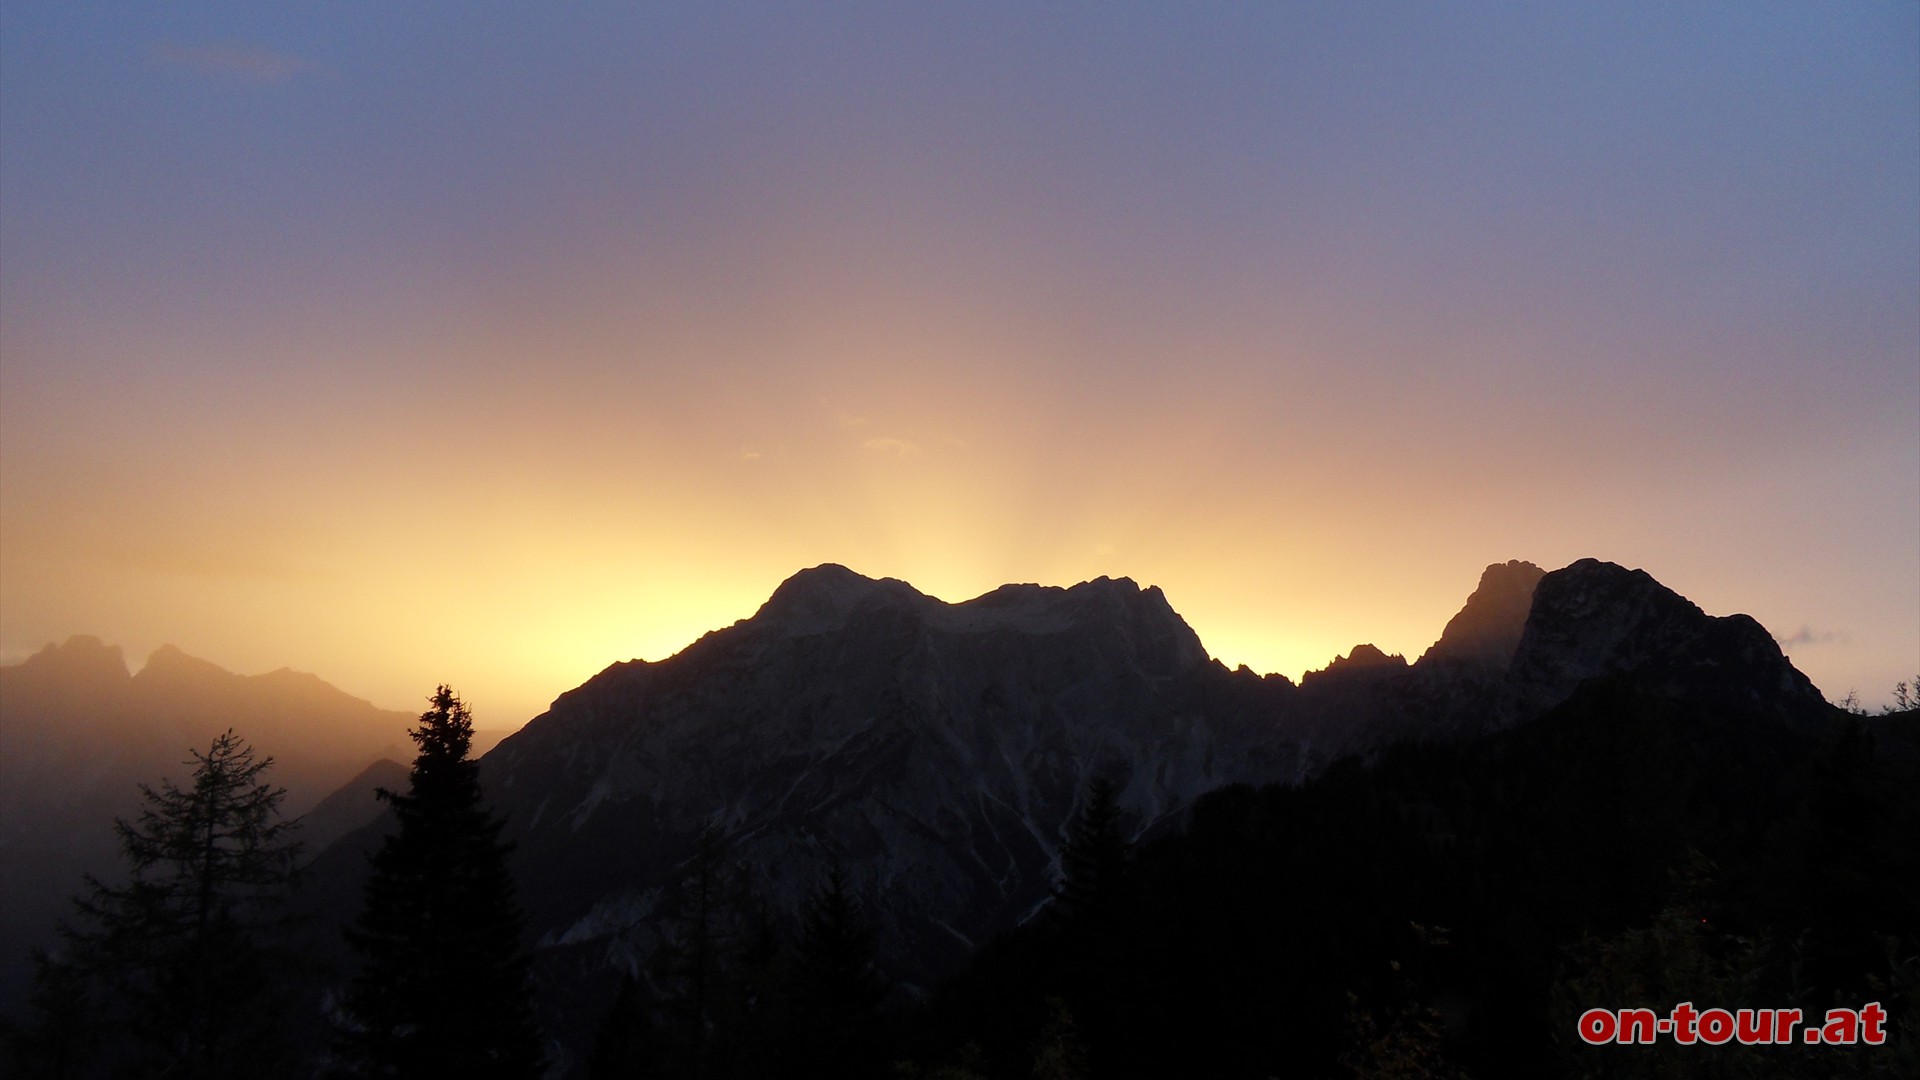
0 638 537 988
0 639 427 1014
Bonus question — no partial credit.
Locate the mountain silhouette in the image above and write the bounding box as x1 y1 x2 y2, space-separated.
297 555 1830 1047
13 560 1856 1066
1417 558 1545 668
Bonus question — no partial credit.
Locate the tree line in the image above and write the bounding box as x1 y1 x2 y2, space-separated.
896 680 1920 1078
0 684 909 1080
3 686 544 1079
5 676 1916 1077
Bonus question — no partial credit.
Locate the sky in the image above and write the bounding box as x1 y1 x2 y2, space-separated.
2 2 1916 727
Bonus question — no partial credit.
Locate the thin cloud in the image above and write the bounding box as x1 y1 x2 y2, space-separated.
862 436 921 459
1777 626 1846 648
154 43 314 83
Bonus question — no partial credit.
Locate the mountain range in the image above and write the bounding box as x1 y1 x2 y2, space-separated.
2 556 1882 1074
439 557 1831 1018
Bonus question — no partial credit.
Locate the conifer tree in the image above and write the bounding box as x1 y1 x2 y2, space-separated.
1048 776 1136 1072
648 825 732 1074
1028 998 1089 1080
1053 776 1134 940
788 865 886 1078
7 945 98 1079
336 686 542 1079
34 730 303 1079
643 824 793 1078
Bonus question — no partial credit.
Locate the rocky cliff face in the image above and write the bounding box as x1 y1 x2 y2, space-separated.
471 557 1837 999
1419 560 1546 670
483 567 1293 985
1503 559 1830 728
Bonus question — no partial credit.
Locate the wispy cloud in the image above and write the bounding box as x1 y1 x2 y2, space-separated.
154 43 314 84
1777 626 1846 648
862 436 921 459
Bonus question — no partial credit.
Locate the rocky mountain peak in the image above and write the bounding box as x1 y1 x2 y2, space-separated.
327 554 1844 1040
1418 560 1545 670
1033 576 1209 673
13 635 131 685
1061 575 1166 617
1074 574 1143 594
1298 642 1408 692
751 563 926 635
1505 559 1828 726
134 644 235 686
478 565 1249 982
1334 643 1402 670
740 566 1212 674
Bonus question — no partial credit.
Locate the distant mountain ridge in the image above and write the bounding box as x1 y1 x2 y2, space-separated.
424 555 1837 1035
0 641 421 1017
1 639 413 812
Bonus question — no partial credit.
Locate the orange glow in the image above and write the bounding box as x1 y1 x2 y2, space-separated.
5 277 1913 724
3 11 1914 719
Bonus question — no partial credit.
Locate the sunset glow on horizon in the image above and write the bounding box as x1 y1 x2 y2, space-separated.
3 4 1915 728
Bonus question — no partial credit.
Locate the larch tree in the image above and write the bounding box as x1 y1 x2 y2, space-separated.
335 685 542 1079
35 729 304 1079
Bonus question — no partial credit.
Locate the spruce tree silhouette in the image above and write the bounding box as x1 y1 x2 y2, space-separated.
1048 775 1135 1073
788 865 886 1078
336 686 542 1079
1054 777 1131 933
648 824 733 1074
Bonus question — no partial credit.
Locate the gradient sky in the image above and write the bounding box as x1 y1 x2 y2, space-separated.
3 2 1916 727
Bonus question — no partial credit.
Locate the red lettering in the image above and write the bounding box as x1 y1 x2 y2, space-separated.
1670 1001 1698 1044
1572 1002 1881 1046
1578 1008 1616 1045
1618 1008 1658 1044
1861 1002 1886 1045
